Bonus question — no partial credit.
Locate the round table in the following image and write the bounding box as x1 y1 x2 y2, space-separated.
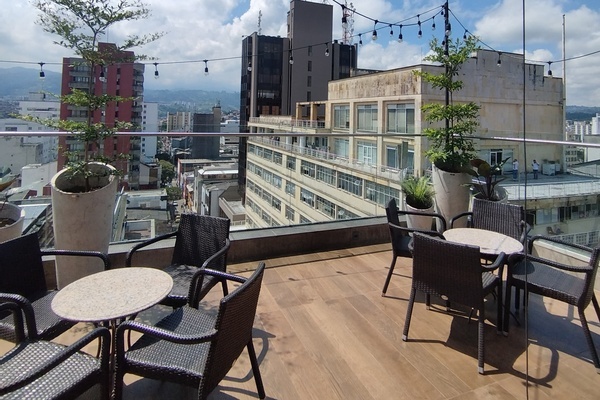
52 267 173 323
443 228 523 256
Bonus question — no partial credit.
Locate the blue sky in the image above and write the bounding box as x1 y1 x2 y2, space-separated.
1 0 599 106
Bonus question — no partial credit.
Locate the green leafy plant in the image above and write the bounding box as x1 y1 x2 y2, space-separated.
25 0 164 191
415 35 480 173
467 157 510 201
400 176 435 209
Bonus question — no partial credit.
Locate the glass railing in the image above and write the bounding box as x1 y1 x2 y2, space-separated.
1 130 600 249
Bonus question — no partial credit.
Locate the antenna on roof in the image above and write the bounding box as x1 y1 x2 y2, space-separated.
258 10 262 35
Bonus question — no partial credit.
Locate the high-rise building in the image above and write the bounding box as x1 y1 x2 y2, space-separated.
58 42 144 189
239 0 357 200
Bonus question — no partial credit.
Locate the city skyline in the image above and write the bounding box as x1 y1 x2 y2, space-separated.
0 0 599 106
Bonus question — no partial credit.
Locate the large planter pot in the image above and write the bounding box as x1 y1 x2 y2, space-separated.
471 186 508 206
51 163 118 288
0 202 25 243
431 165 471 229
404 203 436 232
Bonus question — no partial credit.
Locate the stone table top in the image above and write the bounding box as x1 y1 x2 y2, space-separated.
443 228 524 256
52 267 173 322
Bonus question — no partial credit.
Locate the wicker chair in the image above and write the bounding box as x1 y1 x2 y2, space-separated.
504 235 600 372
113 262 266 399
0 233 110 342
382 198 446 296
126 214 231 308
0 300 111 399
449 197 529 243
402 233 504 374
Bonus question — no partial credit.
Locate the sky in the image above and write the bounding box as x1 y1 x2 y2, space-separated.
1 0 599 106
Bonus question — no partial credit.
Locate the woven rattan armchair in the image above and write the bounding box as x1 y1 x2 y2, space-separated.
382 198 446 296
126 214 231 308
403 233 504 374
450 197 529 243
0 233 110 342
504 235 600 372
113 262 266 399
0 300 111 399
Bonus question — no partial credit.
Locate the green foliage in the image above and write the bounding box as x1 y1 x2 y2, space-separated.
29 0 164 190
467 157 510 201
415 35 480 173
400 176 435 209
158 160 175 187
165 186 182 201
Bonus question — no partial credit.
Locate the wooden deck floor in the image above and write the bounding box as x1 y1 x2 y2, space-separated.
3 244 600 399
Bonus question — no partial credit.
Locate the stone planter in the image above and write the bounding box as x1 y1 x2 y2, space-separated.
404 203 436 232
431 165 471 229
51 163 118 288
0 202 25 243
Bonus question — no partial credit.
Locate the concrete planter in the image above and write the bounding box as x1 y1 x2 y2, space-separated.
51 163 117 288
0 202 25 243
431 165 471 229
404 203 436 232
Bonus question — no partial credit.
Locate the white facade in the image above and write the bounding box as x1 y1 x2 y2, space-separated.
141 102 159 163
591 113 600 135
18 93 60 120
0 119 58 173
20 161 58 197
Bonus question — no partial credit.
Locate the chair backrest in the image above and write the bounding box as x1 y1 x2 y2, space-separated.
471 198 525 242
199 262 265 398
172 214 230 271
385 198 401 226
412 233 484 309
0 233 47 298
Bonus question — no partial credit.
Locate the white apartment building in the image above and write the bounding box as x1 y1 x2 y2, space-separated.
141 102 159 163
246 49 565 229
0 119 58 173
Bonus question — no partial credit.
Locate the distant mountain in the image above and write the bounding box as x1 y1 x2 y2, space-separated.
566 106 600 122
0 67 61 98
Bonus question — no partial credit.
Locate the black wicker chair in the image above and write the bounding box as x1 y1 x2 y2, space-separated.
402 233 504 374
0 233 110 342
126 214 231 308
449 197 529 243
504 235 600 372
0 300 111 399
382 198 446 296
113 262 266 399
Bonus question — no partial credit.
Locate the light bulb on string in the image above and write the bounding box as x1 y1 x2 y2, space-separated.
325 43 330 57
446 22 452 37
358 33 363 46
432 17 436 31
341 5 347 29
497 52 502 67
547 61 553 76
203 60 209 75
372 20 378 41
289 52 294 65
389 24 393 37
247 60 252 72
38 62 45 79
398 25 403 43
153 62 159 79
99 66 106 82
417 16 422 38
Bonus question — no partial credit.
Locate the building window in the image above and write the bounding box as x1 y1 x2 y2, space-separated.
287 156 296 170
301 160 316 178
300 188 315 207
307 91 311 102
308 45 312 56
308 60 312 72
334 138 349 158
285 181 296 196
357 140 377 165
386 103 415 133
307 76 312 87
273 151 283 165
386 145 399 168
337 206 359 220
365 181 400 206
357 104 378 132
300 215 311 224
285 205 295 221
316 196 335 218
338 172 362 196
333 105 350 129
316 165 335 186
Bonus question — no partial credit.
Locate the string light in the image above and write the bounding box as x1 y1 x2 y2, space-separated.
38 62 45 79
497 52 502 66
398 25 403 43
153 62 159 79
289 52 294 65
547 61 552 76
431 16 436 31
358 33 363 46
463 30 468 40
417 15 422 38
203 59 209 75
247 60 252 72
389 24 394 37
99 65 106 82
372 20 378 41
341 4 347 29
325 43 330 57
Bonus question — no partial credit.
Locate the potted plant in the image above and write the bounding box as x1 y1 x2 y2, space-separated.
400 175 436 231
468 158 510 202
414 34 480 227
29 0 163 287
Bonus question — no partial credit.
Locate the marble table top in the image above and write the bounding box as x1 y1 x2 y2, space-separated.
52 267 173 322
443 228 524 256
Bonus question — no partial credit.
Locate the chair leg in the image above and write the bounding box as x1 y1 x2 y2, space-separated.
382 256 398 296
402 286 416 341
478 308 485 375
592 294 600 322
578 308 600 373
496 284 502 334
221 280 229 297
247 340 266 399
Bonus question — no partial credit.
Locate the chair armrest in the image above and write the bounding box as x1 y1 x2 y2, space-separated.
508 252 594 274
0 293 37 342
41 249 110 270
482 252 506 272
125 231 178 266
0 327 110 395
449 211 473 229
527 234 593 255
189 266 248 307
116 319 218 346
200 238 231 269
389 222 445 240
